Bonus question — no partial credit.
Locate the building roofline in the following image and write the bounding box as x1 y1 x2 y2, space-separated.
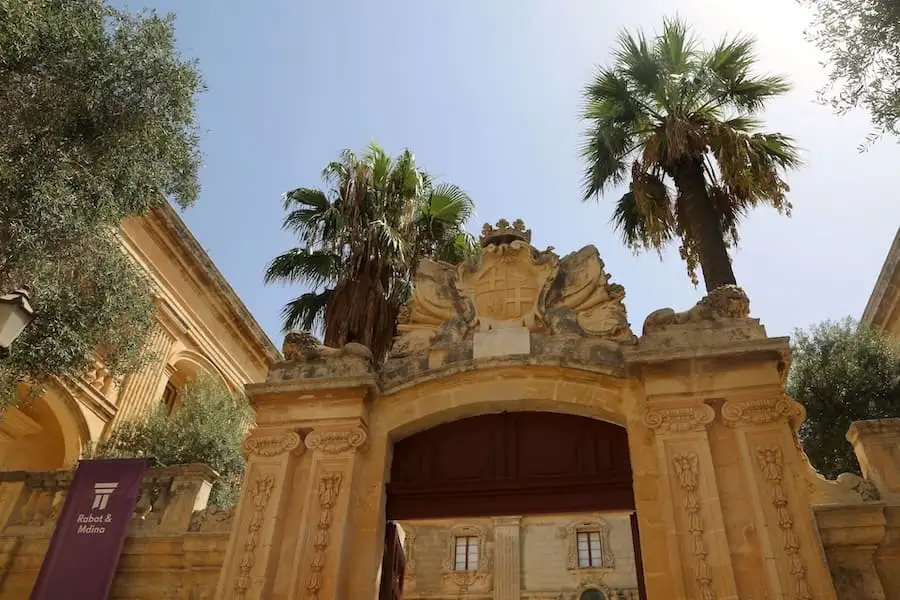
150 201 281 366
862 227 900 329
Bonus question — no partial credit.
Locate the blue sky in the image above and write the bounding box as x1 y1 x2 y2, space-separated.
118 0 900 345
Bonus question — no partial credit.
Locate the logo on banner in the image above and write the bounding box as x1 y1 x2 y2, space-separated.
92 482 118 510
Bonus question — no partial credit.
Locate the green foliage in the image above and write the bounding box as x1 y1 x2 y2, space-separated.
581 18 801 291
265 141 476 360
800 0 900 146
788 318 900 479
0 0 203 405
88 375 253 508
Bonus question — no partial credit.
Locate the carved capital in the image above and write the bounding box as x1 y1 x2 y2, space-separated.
243 431 303 458
644 404 715 434
721 396 803 428
305 424 369 454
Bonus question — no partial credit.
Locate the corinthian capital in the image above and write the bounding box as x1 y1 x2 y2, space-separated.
305 423 369 454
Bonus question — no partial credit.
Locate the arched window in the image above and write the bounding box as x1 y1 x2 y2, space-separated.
579 589 606 600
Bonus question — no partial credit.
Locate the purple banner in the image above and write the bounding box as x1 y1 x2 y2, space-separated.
31 458 150 600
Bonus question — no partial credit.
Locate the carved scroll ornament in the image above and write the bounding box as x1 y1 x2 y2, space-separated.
644 404 715 434
305 425 368 454
721 396 804 429
243 431 303 458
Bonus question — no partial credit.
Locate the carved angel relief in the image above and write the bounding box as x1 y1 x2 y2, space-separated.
393 219 634 354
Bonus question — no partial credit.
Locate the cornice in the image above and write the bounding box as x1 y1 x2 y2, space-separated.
862 227 900 333
124 202 281 369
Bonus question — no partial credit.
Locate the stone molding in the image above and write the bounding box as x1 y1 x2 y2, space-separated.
644 403 715 434
721 395 804 429
304 424 369 455
242 430 303 458
847 418 900 444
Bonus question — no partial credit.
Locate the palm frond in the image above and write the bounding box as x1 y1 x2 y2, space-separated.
422 183 475 224
281 289 334 334
264 248 342 288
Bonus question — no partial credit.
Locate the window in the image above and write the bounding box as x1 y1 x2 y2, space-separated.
162 382 178 414
577 531 604 568
453 535 479 571
580 590 606 600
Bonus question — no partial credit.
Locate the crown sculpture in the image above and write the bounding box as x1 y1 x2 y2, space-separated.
392 218 635 357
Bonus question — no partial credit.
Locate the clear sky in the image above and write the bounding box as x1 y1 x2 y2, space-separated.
117 0 900 345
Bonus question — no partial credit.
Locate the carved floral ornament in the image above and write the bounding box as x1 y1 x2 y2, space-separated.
393 218 635 355
304 424 369 454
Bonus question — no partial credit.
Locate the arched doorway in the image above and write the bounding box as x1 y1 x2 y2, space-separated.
382 411 647 600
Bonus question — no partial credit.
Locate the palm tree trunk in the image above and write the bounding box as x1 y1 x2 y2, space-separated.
672 159 737 292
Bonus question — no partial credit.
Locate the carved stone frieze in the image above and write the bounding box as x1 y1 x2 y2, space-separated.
305 424 368 454
306 473 343 600
391 218 634 356
644 404 715 434
233 475 275 599
243 431 303 458
721 396 804 429
756 447 813 600
672 453 715 600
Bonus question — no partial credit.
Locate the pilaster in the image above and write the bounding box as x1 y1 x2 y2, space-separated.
214 427 303 600
847 419 900 503
720 394 838 600
111 322 175 425
491 516 521 600
288 420 368 600
643 400 740 600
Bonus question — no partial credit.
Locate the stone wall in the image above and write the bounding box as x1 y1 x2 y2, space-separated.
398 513 639 600
0 464 231 599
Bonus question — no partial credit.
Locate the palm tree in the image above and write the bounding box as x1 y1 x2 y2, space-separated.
265 142 476 360
581 18 801 292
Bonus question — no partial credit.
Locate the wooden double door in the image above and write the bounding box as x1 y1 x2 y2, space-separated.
379 412 647 600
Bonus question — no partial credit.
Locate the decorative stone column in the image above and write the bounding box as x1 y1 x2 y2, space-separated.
110 322 175 425
214 427 303 600
491 516 522 600
720 394 839 600
286 420 368 600
847 419 900 502
641 400 740 600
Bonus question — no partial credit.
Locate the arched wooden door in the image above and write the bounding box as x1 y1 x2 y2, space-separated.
386 411 634 520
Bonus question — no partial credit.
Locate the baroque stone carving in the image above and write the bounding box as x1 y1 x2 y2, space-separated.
305 425 368 454
233 475 275 599
392 218 634 355
672 453 715 600
243 431 302 458
642 285 751 334
441 524 492 593
721 396 804 429
272 330 375 380
756 447 813 600
188 505 235 533
644 404 716 434
307 473 343 600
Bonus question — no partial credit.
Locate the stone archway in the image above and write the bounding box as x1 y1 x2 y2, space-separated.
217 219 843 600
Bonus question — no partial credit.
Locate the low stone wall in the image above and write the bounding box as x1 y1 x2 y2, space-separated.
0 464 233 599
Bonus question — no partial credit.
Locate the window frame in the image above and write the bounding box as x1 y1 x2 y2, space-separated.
564 518 615 571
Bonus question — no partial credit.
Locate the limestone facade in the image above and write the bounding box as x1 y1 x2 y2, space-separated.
0 202 278 472
863 226 900 340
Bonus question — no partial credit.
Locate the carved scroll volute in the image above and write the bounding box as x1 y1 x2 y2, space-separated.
643 404 716 436
243 430 304 459
721 396 805 431
305 424 369 455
